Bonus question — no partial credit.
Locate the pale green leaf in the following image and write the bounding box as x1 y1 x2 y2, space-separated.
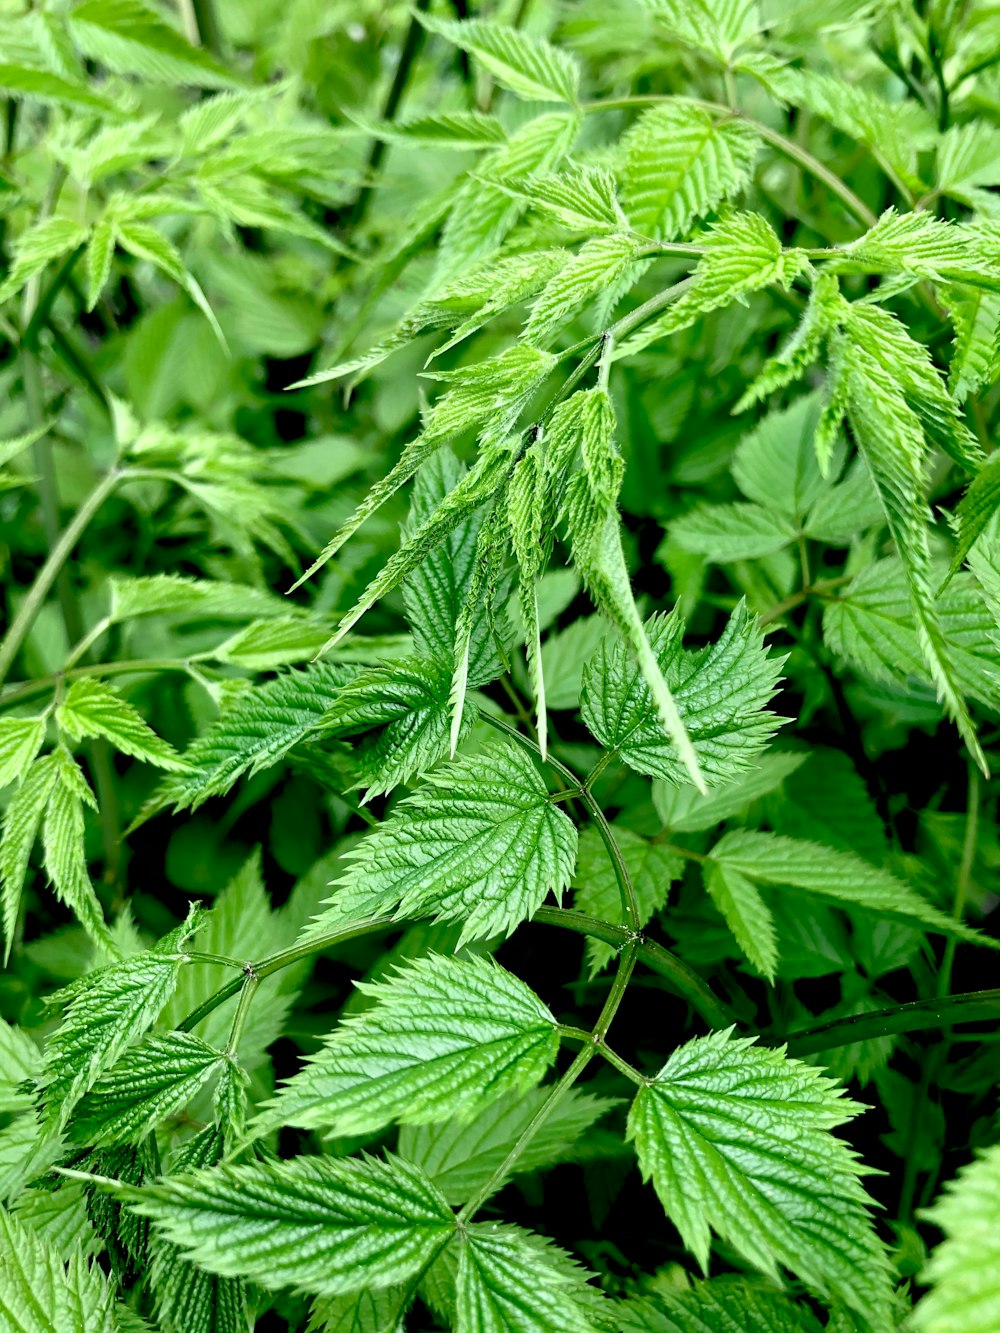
484 164 628 234
0 1208 115 1333
253 954 560 1139
357 110 506 148
42 755 115 957
525 233 639 346
0 716 47 790
627 1030 893 1323
116 222 226 351
645 0 763 62
121 1153 455 1297
419 16 580 103
57 678 186 770
704 858 778 980
670 501 797 561
0 1017 41 1115
653 751 806 834
107 574 289 623
732 392 839 522
573 825 682 974
0 753 59 961
0 217 89 306
309 742 577 947
69 0 234 88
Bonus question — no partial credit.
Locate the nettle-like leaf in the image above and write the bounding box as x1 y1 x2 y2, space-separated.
525 233 640 347
253 954 560 1139
619 101 760 238
912 1144 1000 1333
708 830 992 944
627 1030 894 1324
420 15 581 104
0 1206 116 1333
573 825 683 974
39 906 201 1129
0 715 47 790
307 742 577 946
398 1087 614 1206
646 0 763 63
631 1277 825 1332
455 1223 606 1333
119 1153 454 1299
582 603 783 787
56 677 186 770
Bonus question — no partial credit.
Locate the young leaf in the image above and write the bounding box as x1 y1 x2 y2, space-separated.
581 604 783 787
709 829 993 943
419 16 581 104
647 0 763 63
309 742 576 947
56 677 186 770
69 1032 225 1147
357 110 507 148
456 1223 604 1333
0 753 60 960
42 753 117 957
573 826 683 974
627 1030 893 1324
120 1153 455 1298
619 102 760 238
39 906 201 1128
525 233 639 347
69 0 234 88
912 1144 1000 1333
0 715 47 790
0 217 89 306
0 1017 41 1116
945 454 1000 583
398 1088 614 1205
670 501 797 561
253 954 560 1139
0 1207 116 1333
485 164 628 234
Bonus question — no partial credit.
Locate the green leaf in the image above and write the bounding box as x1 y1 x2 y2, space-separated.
358 110 507 148
944 283 1000 401
0 62 120 112
619 102 759 239
116 222 226 351
581 604 783 787
525 234 639 347
0 754 60 960
647 0 763 63
456 1223 604 1333
69 0 234 88
634 1277 825 1332
42 753 116 957
838 210 999 292
39 907 201 1129
309 742 576 946
484 164 628 234
419 16 580 103
670 501 797 561
70 1032 224 1147
704 858 778 980
0 1207 116 1333
85 218 117 310
0 217 89 306
945 454 1000 583
627 1029 893 1324
732 392 838 523
398 1087 614 1206
107 574 289 623
154 662 351 813
912 1143 1000 1333
823 558 1000 711
573 825 682 974
307 1287 407 1333
558 389 707 791
56 678 186 770
121 1153 455 1298
709 829 992 943
653 750 806 834
0 715 47 790
253 954 560 1138
617 212 803 357
936 121 1000 208
735 272 843 412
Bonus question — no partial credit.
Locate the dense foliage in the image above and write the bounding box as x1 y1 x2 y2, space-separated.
3 0 1000 1329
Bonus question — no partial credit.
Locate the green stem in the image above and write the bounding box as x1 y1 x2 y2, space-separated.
190 0 223 55
784 988 1000 1056
0 658 196 711
937 764 979 1000
0 468 121 686
177 918 393 1033
226 969 260 1055
561 1025 647 1085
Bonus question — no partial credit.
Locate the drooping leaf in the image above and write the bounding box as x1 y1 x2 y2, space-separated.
704 857 778 980
56 677 186 770
42 752 116 956
627 1030 893 1324
0 715 47 790
252 954 560 1139
630 1276 825 1332
419 16 581 104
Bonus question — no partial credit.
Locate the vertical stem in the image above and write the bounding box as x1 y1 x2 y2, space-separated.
937 765 979 1000
189 0 223 56
227 969 261 1055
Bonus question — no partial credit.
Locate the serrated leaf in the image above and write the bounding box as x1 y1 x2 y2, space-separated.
0 62 120 111
670 501 797 560
619 102 759 239
0 753 59 961
69 0 234 88
823 558 1000 710
107 574 288 623
0 716 47 790
709 829 993 943
944 283 1000 402
121 1153 455 1297
525 233 639 346
704 858 778 980
0 1017 41 1115
838 210 998 292
42 754 116 957
153 662 351 813
116 222 226 351
39 907 201 1129
70 1032 224 1147
0 1207 116 1333
0 217 89 305
912 1144 1000 1333
253 954 560 1139
398 1087 614 1206
420 16 580 103
57 678 185 770
732 391 838 522
646 0 763 63
85 218 117 310
581 604 783 787
456 1223 603 1333
638 1276 825 1331
627 1030 893 1323
653 750 806 834
735 272 843 412
945 454 1000 582
573 825 682 974
485 164 627 234
358 110 507 148
307 1287 407 1333
308 741 576 947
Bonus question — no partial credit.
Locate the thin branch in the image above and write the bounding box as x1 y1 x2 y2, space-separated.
785 988 1000 1057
